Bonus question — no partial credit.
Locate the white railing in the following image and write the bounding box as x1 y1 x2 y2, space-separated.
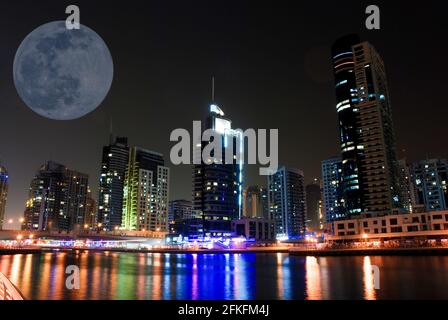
0 272 24 300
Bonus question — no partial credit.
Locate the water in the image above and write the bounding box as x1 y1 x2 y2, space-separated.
1 251 448 300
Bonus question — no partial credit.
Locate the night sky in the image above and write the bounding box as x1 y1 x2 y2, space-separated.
1 0 447 228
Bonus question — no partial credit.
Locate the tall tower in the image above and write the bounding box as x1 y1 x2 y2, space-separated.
122 147 170 232
268 167 306 239
97 136 129 231
0 165 8 230
331 34 401 217
192 95 243 239
22 161 88 232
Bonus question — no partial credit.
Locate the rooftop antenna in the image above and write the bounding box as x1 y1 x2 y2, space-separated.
109 116 114 145
211 76 215 103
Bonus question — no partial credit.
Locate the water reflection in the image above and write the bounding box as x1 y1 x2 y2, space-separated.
1 252 448 300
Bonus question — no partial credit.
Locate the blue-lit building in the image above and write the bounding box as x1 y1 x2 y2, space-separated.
268 166 306 239
321 157 343 223
412 159 448 211
191 103 243 239
0 165 8 230
331 34 401 216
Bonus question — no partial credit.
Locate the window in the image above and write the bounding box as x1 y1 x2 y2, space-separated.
390 218 398 225
338 223 344 229
382 220 386 226
391 227 402 233
363 222 368 228
412 217 419 223
407 226 418 232
348 223 355 229
433 215 443 220
434 224 441 230
381 228 387 233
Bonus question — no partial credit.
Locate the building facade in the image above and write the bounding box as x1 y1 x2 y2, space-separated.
232 217 275 241
306 179 323 232
122 147 170 232
84 187 97 228
192 104 243 238
268 166 306 239
97 136 129 231
242 186 269 219
168 199 193 233
0 165 8 230
321 157 344 223
398 159 418 213
327 210 448 242
331 34 401 217
22 161 88 232
412 159 448 211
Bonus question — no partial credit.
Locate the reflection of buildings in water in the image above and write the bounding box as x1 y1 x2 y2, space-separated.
276 253 291 299
363 256 377 300
305 256 322 300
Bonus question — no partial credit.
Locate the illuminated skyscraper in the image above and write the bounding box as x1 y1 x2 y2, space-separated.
331 34 401 217
192 102 243 238
321 157 344 223
22 161 88 232
0 165 8 230
268 167 306 239
97 136 129 231
398 159 418 213
122 147 170 232
412 159 448 211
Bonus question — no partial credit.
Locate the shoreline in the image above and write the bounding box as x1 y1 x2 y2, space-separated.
3 246 448 256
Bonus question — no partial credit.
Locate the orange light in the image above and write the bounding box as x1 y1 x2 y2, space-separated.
362 233 368 239
19 218 24 223
84 224 89 229
16 235 23 241
29 234 34 239
8 219 13 224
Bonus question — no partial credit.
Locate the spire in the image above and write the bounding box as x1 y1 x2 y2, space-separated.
211 76 215 103
109 116 114 145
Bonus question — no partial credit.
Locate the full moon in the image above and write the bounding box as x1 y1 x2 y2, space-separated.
13 21 114 120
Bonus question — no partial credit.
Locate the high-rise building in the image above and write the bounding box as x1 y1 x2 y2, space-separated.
306 179 323 232
168 199 193 233
0 165 8 230
22 161 88 232
412 159 448 211
268 166 306 239
398 159 418 213
168 199 193 223
97 136 129 231
122 147 170 232
84 187 97 228
331 34 401 216
242 186 269 219
192 103 243 238
321 157 344 223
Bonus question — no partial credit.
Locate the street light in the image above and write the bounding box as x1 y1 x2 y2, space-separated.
19 218 24 223
8 219 13 224
16 235 23 241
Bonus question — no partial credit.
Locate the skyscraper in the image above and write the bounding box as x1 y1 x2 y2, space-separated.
331 34 401 216
398 159 418 213
268 166 306 239
321 157 344 223
0 165 8 230
168 199 193 233
122 147 170 232
192 103 243 238
306 179 323 232
97 136 129 231
242 186 269 219
84 187 97 228
22 161 88 232
412 159 448 211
